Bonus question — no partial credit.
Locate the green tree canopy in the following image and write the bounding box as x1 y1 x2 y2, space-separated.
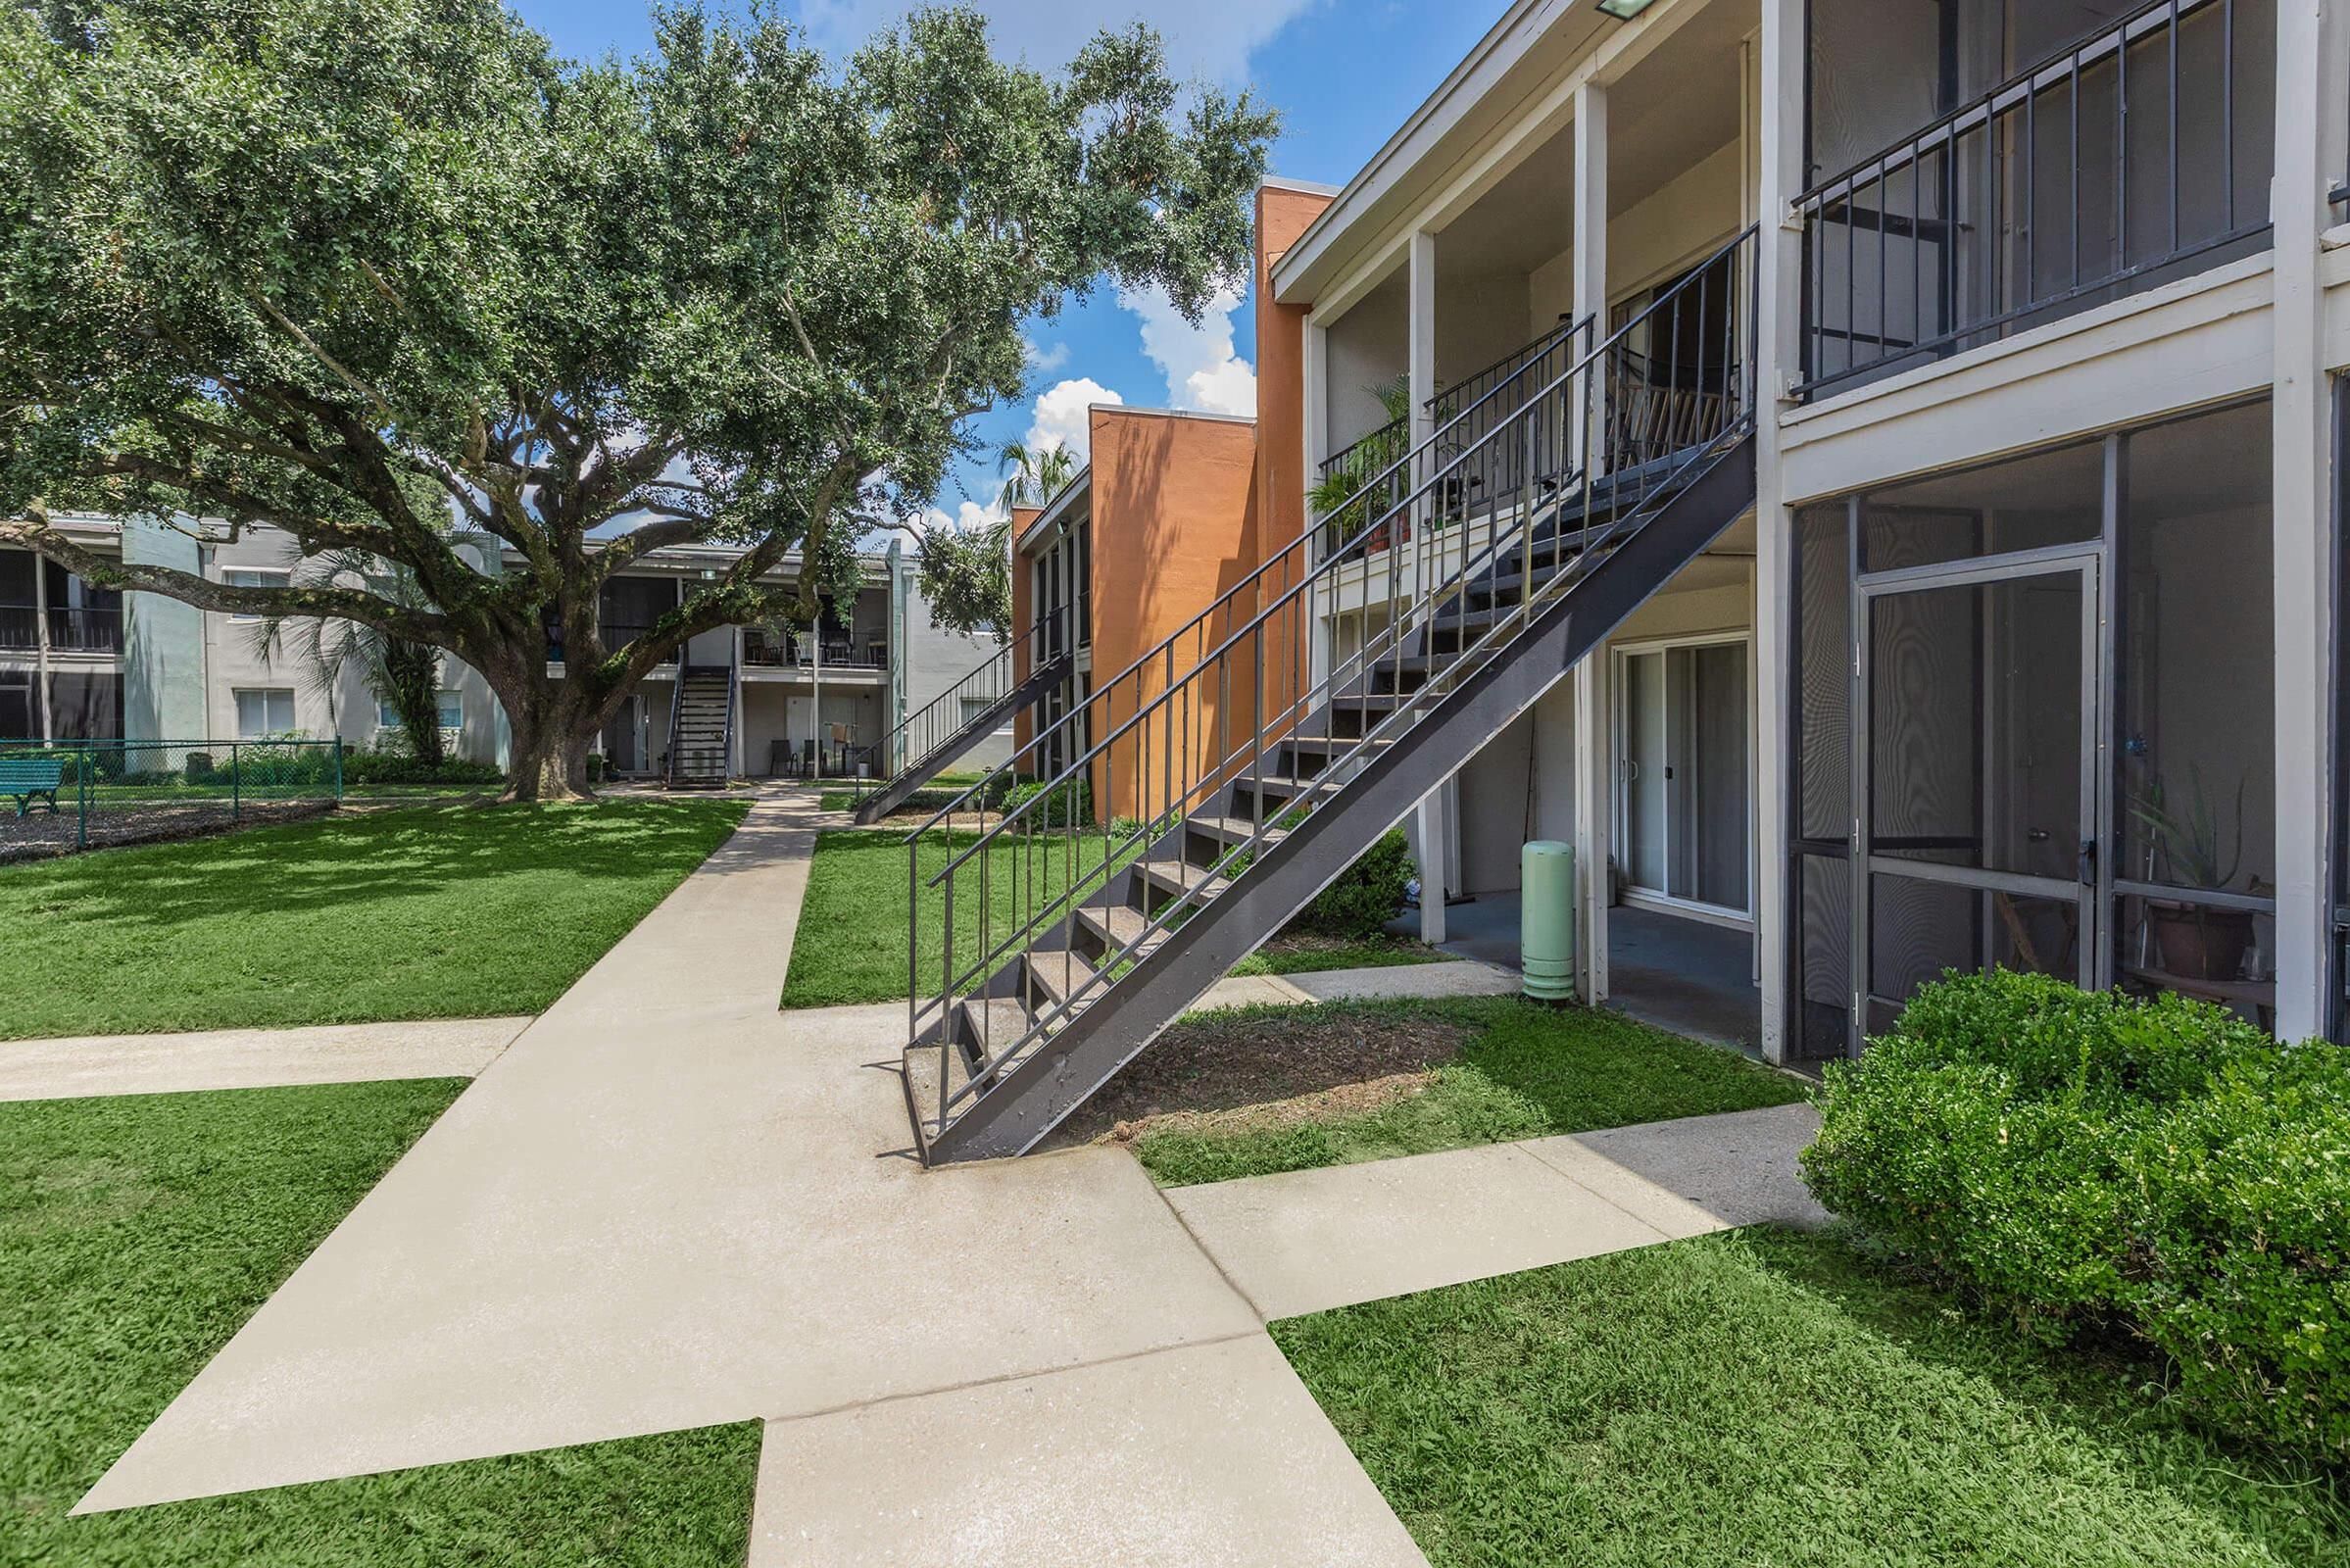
0 0 1274 795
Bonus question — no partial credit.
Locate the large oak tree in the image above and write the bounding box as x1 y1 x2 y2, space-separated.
0 0 1273 797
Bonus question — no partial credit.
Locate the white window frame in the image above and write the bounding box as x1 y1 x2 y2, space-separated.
221 566 290 622
233 686 298 739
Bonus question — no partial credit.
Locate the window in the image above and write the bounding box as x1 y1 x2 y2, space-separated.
234 687 298 738
222 566 289 621
376 691 463 733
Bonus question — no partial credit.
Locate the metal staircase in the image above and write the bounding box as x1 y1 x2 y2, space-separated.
901 228 1761 1164
850 611 1073 825
665 656 736 789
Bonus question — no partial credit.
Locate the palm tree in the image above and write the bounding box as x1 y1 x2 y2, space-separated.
254 553 448 763
996 438 1080 511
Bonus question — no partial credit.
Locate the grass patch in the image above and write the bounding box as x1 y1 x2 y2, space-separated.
820 770 993 814
1128 997 1807 1187
1 1084 761 1565
0 798 747 1039
1273 1227 2350 1568
780 826 1111 1008
1227 934 1444 976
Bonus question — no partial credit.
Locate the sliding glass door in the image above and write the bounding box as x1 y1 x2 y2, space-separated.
1616 637 1752 919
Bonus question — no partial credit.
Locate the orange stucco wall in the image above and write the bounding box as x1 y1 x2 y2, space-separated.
1007 183 1337 815
1085 407 1260 821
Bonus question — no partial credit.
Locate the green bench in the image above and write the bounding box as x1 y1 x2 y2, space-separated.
0 757 64 818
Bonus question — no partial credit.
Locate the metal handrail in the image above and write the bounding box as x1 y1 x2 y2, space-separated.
907 229 1759 1110
862 608 1064 787
1796 0 2267 398
1315 314 1591 482
915 309 1602 845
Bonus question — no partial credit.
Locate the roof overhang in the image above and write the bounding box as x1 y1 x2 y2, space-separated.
1269 0 1706 317
1015 467 1092 557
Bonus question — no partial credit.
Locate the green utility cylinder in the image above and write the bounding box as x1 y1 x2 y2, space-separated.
1521 841 1578 1004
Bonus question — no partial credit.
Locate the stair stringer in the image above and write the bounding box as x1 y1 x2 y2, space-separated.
853 654 1073 825
923 435 1756 1162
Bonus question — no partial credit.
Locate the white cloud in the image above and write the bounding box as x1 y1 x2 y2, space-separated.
795 0 1314 84
1026 376 1123 465
1120 283 1256 417
1023 336 1070 373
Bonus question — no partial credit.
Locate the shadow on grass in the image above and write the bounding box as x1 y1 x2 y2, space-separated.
0 799 745 934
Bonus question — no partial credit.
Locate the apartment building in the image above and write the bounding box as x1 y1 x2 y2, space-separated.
1 517 1009 781
904 0 2343 1163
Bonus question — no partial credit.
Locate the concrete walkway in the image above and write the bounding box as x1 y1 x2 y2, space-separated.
80 790 1813 1565
1167 1102 1824 1319
0 1016 529 1102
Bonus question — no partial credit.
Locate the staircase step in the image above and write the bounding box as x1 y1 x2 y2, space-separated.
1074 900 1168 961
1026 947 1102 1010
957 996 1036 1070
1139 858 1230 903
1186 815 1290 850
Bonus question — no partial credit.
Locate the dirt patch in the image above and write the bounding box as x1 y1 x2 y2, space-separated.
1043 1007 1478 1151
0 798 335 862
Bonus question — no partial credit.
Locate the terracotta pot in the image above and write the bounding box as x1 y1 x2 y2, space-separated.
2148 902 2255 982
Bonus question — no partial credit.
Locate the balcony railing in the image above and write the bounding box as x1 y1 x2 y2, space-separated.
544 621 682 664
0 604 122 653
1796 0 2274 401
741 629 889 670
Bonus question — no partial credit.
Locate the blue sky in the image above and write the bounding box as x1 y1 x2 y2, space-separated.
507 0 1496 526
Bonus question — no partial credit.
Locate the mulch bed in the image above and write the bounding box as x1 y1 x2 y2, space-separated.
0 798 336 862
1043 1006 1479 1151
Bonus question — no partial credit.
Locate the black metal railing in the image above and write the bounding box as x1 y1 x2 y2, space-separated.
1313 318 1594 563
741 628 887 669
0 604 122 652
1797 0 2274 400
903 228 1760 1137
858 607 1066 786
544 621 681 665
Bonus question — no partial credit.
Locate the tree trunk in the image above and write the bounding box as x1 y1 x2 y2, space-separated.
501 706 600 803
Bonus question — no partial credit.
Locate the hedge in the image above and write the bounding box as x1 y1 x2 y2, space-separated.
1288 827 1413 940
1801 970 2350 1462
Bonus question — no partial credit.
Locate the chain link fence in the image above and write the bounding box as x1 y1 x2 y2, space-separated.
0 739 344 860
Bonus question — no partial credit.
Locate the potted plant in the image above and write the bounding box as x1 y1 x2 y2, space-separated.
2127 768 2258 982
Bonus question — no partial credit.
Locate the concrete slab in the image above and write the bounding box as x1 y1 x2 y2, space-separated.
80 797 1258 1513
748 1336 1429 1568
0 1017 528 1102
1526 1102 1827 1233
1283 958 1520 1003
1165 1142 1669 1321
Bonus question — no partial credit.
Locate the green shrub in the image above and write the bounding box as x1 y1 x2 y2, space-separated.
339 750 505 787
1289 827 1413 940
1802 969 2350 1461
1003 776 1091 828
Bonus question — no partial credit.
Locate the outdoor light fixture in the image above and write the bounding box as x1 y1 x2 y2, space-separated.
1595 0 1656 17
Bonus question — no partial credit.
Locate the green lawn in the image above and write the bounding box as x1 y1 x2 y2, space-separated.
1134 998 1808 1187
1227 934 1444 976
1 1084 761 1565
819 770 994 816
0 799 747 1039
780 826 1113 1008
1274 1228 2350 1568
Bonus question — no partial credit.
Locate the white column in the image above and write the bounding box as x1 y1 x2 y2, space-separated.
1571 81 1609 334
730 624 746 779
1749 0 1806 1062
31 550 51 742
2271 0 2332 1042
1570 80 1612 1002
1408 228 1449 943
1304 317 1334 693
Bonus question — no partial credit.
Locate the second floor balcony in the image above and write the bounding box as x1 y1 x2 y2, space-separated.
1798 0 2276 401
0 603 123 655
